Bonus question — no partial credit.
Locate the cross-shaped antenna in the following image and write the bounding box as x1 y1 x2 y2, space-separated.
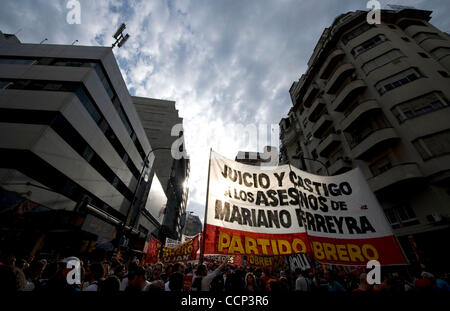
72 40 79 45
39 38 48 44
112 23 130 48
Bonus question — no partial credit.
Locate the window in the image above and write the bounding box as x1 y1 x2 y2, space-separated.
82 146 95 162
0 81 11 89
391 92 448 123
431 47 450 59
362 49 405 75
375 68 423 95
0 58 36 65
351 35 388 57
75 88 102 124
413 32 442 43
302 118 308 129
342 23 373 45
385 205 419 229
418 52 429 58
413 130 450 160
369 154 393 177
306 133 313 142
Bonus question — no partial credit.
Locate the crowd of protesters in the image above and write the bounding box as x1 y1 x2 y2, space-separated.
1 252 449 293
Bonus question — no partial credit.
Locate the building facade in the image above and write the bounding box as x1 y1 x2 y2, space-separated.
133 97 190 241
182 213 202 237
279 9 450 270
0 31 160 258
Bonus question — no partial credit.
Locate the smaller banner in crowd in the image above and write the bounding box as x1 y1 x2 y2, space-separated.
146 234 200 264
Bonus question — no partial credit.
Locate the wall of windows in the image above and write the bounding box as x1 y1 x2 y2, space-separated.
351 34 388 57
1 78 141 179
385 204 419 229
0 107 135 202
342 23 373 45
0 56 146 160
375 68 423 95
391 91 449 123
413 130 450 160
362 49 405 75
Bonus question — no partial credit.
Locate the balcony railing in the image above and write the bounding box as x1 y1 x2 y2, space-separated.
348 123 390 149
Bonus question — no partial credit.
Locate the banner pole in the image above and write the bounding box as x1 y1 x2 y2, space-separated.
200 148 212 264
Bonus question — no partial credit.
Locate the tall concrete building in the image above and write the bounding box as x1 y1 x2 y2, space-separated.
182 212 202 237
133 97 190 240
0 31 156 256
280 9 450 270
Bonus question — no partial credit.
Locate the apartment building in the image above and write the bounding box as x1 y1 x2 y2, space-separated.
279 9 450 270
0 31 156 257
133 97 190 240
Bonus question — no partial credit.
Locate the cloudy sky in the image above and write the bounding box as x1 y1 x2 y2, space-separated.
1 0 448 222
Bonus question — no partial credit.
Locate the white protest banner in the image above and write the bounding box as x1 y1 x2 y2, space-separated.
203 150 407 266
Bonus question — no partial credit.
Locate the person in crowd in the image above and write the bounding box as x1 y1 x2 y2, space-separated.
323 271 345 292
83 263 104 291
99 275 121 292
353 273 371 292
24 259 46 291
168 272 184 292
436 273 450 291
244 272 257 293
149 262 163 281
295 268 310 292
125 266 146 292
191 262 225 291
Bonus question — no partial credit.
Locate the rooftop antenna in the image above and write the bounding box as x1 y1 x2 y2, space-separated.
39 38 48 44
71 39 79 45
112 23 130 48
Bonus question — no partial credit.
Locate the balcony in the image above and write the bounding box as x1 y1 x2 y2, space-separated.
331 80 366 112
368 163 424 193
421 39 450 54
328 157 353 176
341 100 380 131
312 114 333 138
317 133 341 157
319 49 346 80
303 84 320 108
326 63 355 94
307 98 326 122
404 25 432 38
281 127 299 146
350 127 400 159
